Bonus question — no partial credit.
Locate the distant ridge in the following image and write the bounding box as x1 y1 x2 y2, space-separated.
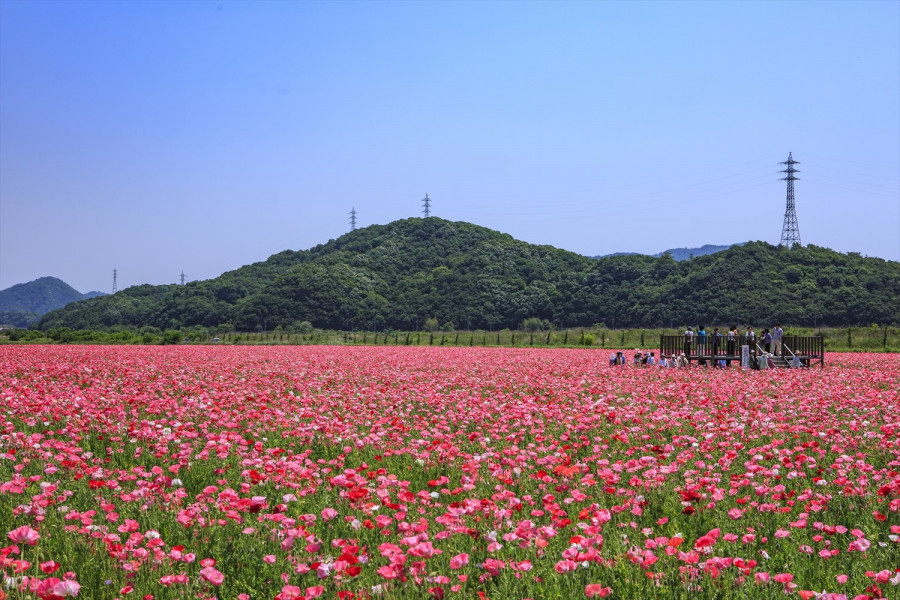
0 277 106 327
36 218 900 331
595 243 742 261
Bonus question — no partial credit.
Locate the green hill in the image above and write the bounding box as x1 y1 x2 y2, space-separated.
0 276 107 327
36 218 900 331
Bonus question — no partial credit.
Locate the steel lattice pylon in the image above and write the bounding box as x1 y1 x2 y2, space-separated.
779 152 801 247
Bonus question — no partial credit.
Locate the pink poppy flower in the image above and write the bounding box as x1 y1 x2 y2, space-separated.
8 526 40 546
40 561 60 574
874 570 891 583
200 566 225 586
848 537 871 552
585 584 612 597
277 585 303 599
377 564 400 579
450 553 469 569
35 578 62 598
53 579 81 598
555 559 577 573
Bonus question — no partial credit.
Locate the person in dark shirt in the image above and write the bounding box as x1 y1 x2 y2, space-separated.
763 329 773 353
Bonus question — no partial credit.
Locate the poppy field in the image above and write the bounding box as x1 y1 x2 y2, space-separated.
1 345 898 600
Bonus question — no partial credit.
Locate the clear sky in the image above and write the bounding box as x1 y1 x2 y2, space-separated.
2 0 898 294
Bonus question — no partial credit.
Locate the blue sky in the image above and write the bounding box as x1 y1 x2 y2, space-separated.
1 0 898 293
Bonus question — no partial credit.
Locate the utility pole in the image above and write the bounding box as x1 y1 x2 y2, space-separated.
349 207 357 231
422 193 431 217
779 153 801 247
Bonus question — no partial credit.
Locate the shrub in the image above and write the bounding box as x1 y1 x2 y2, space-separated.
523 317 552 332
162 330 183 345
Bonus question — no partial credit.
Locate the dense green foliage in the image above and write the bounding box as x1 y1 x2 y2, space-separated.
36 218 900 331
0 276 106 327
0 309 42 328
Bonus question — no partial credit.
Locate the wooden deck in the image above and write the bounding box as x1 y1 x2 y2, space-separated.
659 334 824 368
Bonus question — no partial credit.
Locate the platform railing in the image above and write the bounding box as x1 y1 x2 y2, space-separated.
659 334 824 368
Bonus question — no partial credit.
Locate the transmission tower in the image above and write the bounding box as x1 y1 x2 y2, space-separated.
779 152 801 247
349 207 357 231
422 193 431 217
112 268 118 294
180 271 186 286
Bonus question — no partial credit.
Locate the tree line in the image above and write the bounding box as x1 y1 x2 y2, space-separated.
36 218 900 332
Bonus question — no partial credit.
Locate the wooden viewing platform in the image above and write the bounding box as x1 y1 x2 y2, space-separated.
659 334 825 369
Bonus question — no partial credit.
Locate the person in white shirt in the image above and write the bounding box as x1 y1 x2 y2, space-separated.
683 327 694 359
773 323 784 356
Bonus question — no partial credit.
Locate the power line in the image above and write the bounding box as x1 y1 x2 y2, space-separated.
800 152 899 171
804 180 899 199
801 165 900 186
454 172 779 218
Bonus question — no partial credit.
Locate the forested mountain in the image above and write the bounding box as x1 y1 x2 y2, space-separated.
0 277 106 327
36 218 900 331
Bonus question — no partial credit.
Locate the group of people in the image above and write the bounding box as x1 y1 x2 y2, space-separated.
608 323 788 370
683 324 784 357
609 349 689 368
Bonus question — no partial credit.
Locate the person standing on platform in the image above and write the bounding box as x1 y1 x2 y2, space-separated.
745 326 756 356
773 323 783 356
726 326 737 366
683 327 694 360
697 326 707 358
763 329 773 354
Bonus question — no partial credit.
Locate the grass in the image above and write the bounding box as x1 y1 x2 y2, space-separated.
206 325 900 353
